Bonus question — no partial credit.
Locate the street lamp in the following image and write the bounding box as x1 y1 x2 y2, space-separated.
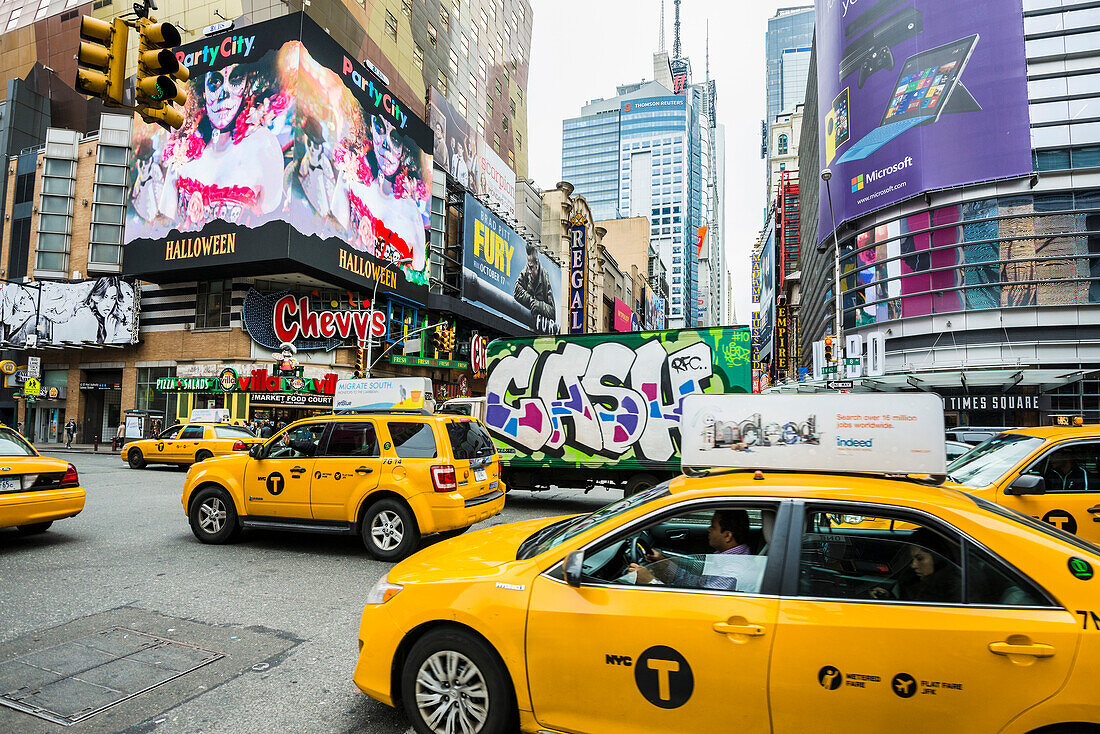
819 168 844 374
364 257 413 379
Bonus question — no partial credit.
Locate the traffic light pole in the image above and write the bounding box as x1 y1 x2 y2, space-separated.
367 321 449 375
365 257 412 379
821 169 845 373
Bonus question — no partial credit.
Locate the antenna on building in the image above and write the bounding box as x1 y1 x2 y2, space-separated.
673 0 682 59
659 0 666 53
705 19 709 81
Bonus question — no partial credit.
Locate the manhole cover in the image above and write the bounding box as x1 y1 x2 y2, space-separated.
0 627 223 726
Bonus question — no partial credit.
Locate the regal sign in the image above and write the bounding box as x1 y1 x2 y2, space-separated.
242 289 386 351
568 212 588 334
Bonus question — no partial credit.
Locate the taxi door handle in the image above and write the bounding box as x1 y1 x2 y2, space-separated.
1087 505 1100 515
290 466 307 474
713 622 765 636
356 466 373 474
989 641 1055 658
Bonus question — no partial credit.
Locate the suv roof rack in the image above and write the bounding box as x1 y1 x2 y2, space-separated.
681 465 948 486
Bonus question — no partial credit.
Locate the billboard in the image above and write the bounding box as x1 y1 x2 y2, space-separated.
815 0 1030 243
613 298 633 332
0 278 138 347
125 14 432 300
430 88 516 218
462 193 562 333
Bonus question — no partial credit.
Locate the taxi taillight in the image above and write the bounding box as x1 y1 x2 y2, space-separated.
232 440 248 450
60 463 79 488
430 465 457 492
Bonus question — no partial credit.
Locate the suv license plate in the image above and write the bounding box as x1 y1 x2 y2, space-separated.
474 467 487 482
0 477 19 492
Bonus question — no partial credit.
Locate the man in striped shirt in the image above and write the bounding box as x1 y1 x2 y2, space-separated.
630 510 752 591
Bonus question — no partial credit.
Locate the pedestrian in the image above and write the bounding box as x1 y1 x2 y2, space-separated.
151 418 162 436
64 418 76 449
259 422 273 439
113 422 124 451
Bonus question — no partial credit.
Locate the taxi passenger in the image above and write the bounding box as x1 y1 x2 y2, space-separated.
628 509 752 590
1045 450 1089 491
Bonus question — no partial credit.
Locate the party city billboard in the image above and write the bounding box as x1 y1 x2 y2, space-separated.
124 13 432 301
462 193 562 334
815 0 1031 244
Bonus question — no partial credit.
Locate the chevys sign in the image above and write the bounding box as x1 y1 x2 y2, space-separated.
242 288 386 351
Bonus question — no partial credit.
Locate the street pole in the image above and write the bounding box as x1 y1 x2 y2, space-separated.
821 169 845 374
365 257 413 380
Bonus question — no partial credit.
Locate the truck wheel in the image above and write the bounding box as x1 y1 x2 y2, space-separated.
624 473 659 498
127 448 146 469
361 498 420 561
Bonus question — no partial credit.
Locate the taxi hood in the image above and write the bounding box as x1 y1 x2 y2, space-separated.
388 516 568 584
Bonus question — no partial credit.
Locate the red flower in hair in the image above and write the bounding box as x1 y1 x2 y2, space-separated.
393 169 408 198
356 154 374 185
269 92 290 115
232 95 255 144
185 132 204 159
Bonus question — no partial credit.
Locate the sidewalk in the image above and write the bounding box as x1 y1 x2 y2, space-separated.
39 442 118 454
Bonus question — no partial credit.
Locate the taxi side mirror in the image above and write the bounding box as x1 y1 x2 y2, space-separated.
564 551 584 588
248 444 265 460
1006 474 1046 495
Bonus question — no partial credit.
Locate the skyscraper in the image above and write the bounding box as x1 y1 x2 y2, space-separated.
763 6 814 199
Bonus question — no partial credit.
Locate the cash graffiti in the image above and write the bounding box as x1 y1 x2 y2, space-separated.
484 339 714 460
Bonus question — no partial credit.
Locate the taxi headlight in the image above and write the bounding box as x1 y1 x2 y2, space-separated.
366 575 403 605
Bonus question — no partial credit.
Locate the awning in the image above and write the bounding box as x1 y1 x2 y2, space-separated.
764 368 1093 394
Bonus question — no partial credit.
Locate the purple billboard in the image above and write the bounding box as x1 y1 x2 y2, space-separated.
815 0 1031 244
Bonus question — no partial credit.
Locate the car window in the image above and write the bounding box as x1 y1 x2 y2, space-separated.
967 493 1100 556
325 422 379 457
574 505 776 594
445 419 495 460
158 425 183 439
179 426 205 439
965 544 1049 607
0 428 35 456
947 434 1044 487
387 422 437 458
440 403 473 416
1022 442 1100 493
213 426 254 439
268 423 327 459
799 510 963 604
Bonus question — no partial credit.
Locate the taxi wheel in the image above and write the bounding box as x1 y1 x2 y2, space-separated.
127 448 146 469
401 628 516 734
195 450 213 463
361 498 420 561
189 486 241 544
16 521 52 535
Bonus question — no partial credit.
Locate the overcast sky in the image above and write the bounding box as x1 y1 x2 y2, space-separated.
526 0 802 324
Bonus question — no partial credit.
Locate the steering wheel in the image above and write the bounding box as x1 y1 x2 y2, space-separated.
625 531 655 566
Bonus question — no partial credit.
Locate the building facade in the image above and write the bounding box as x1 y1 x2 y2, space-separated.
763 5 814 202
793 0 1100 428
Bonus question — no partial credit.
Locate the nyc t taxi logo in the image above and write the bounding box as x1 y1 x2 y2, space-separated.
851 174 865 192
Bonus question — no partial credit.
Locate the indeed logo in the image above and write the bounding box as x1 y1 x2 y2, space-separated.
837 436 873 448
851 156 913 192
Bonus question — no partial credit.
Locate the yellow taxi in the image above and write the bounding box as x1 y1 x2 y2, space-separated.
123 422 261 469
0 425 85 535
945 425 1100 544
180 379 504 560
352 394 1100 734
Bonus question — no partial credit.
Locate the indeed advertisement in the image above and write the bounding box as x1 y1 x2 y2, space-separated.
462 194 562 334
814 0 1031 243
680 393 946 475
125 13 433 300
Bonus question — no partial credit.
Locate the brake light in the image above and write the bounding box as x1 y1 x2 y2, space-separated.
60 463 79 488
232 440 248 451
430 465 457 492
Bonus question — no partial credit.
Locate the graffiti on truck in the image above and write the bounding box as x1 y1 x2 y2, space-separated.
484 332 750 463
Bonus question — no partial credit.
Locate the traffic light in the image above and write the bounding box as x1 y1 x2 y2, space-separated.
444 328 455 353
135 18 189 130
824 336 834 362
76 17 128 105
355 346 365 379
433 327 446 353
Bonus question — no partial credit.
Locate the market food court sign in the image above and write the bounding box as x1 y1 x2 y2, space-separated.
157 368 338 397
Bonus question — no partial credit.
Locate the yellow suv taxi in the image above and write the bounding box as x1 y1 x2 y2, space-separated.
181 412 504 560
0 426 84 535
123 422 261 469
945 425 1100 544
352 394 1100 734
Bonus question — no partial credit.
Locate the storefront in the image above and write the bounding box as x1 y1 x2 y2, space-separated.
157 367 339 424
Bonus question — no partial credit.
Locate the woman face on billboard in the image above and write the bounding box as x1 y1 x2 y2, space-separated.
370 115 405 178
204 64 247 131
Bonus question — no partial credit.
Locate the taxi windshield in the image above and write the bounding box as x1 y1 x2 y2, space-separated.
516 483 671 560
0 428 36 456
947 434 1044 487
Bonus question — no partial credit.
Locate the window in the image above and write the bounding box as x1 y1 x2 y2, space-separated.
325 422 379 457
456 92 467 118
799 510 962 603
1020 442 1100 493
158 425 183 440
401 0 411 19
387 422 437 458
427 23 437 48
136 366 177 422
440 5 449 31
509 98 516 117
445 420 494 459
449 48 459 76
495 79 502 97
213 426 254 439
91 144 128 265
436 70 447 96
385 10 398 41
461 34 469 58
269 422 327 459
486 96 493 115
477 58 487 82
179 425 205 440
414 45 424 70
195 279 233 329
493 133 501 150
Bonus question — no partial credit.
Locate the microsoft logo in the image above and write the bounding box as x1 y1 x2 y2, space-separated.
851 175 864 192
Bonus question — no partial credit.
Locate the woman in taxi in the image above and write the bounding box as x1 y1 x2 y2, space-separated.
872 528 961 603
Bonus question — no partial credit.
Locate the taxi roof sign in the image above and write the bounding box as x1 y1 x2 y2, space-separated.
681 393 946 476
190 408 230 423
333 377 433 412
